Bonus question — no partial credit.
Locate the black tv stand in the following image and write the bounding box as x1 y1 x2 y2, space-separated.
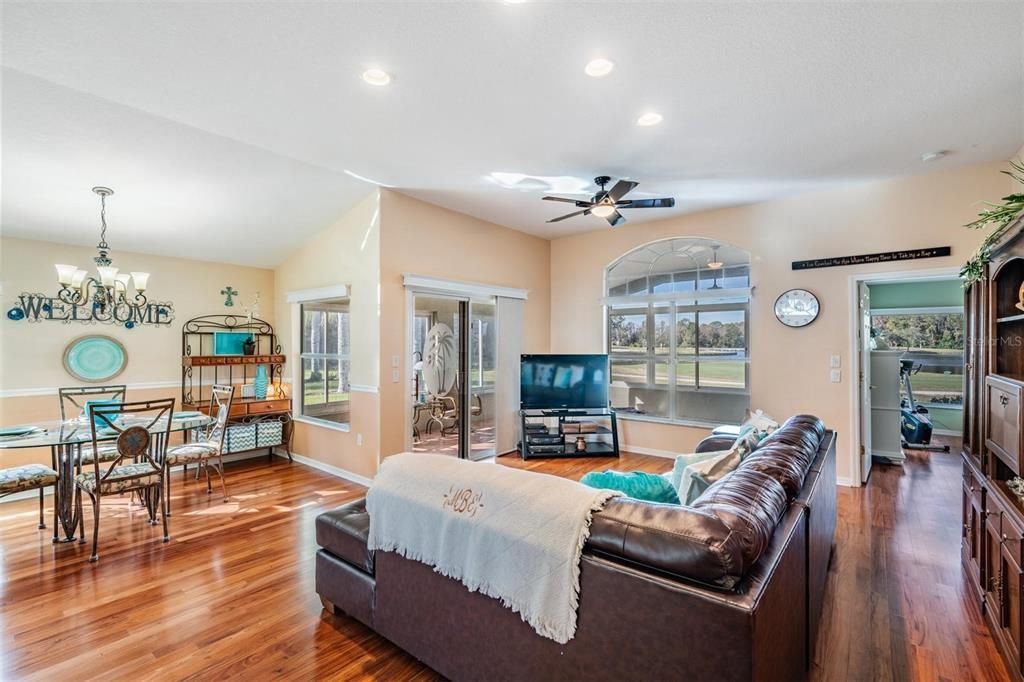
519 408 619 460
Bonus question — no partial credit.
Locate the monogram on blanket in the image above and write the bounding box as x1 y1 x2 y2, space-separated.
366 453 620 644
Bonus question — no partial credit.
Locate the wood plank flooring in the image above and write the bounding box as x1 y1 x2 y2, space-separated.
0 446 1012 680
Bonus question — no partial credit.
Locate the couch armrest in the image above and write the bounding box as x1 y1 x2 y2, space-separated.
695 435 735 453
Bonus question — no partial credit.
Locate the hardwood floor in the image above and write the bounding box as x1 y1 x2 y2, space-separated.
0 446 1012 680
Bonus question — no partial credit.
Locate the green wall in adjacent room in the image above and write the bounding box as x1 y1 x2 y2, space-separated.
869 277 963 435
868 279 963 310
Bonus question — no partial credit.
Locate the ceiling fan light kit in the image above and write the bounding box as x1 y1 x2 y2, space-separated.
542 175 675 227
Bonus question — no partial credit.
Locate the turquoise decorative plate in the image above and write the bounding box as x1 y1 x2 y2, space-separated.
63 335 128 383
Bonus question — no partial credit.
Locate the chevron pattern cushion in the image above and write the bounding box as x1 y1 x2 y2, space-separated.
0 464 58 494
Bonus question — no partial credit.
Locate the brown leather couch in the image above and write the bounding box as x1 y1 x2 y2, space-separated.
316 415 837 681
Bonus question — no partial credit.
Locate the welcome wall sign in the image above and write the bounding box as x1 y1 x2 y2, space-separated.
7 293 175 329
791 246 952 271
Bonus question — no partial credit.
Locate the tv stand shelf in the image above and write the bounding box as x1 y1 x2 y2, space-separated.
519 408 619 460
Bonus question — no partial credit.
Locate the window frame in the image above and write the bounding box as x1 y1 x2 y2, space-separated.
605 242 751 426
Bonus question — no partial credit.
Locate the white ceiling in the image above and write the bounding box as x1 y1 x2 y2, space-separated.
2 1 1022 267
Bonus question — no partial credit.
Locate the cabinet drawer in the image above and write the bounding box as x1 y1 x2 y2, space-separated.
987 376 1023 473
1002 510 1024 573
248 399 290 414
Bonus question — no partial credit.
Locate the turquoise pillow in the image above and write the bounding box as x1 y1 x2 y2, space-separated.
580 470 681 505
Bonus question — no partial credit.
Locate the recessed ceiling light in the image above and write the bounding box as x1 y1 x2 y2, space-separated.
591 205 615 218
362 68 391 86
636 112 663 127
584 58 614 78
921 150 948 162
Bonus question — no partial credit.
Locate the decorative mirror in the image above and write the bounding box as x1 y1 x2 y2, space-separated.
63 334 128 383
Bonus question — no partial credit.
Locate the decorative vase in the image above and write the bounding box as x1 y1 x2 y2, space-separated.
255 364 268 400
242 336 256 356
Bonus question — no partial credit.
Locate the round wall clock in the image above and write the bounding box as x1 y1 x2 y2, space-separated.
774 289 820 328
63 335 128 383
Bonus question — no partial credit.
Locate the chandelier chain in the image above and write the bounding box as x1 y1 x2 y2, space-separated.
98 192 109 250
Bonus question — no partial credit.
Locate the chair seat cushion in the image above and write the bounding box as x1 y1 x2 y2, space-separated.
75 462 160 494
0 464 58 494
78 443 120 464
165 442 220 465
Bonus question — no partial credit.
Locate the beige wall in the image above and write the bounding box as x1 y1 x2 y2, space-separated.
550 161 1012 482
377 190 551 460
274 190 381 479
0 236 275 467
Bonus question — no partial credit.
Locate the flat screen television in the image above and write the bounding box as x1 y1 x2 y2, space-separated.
520 354 609 410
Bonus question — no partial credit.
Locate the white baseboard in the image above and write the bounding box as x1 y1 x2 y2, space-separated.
620 444 679 459
275 447 374 487
0 449 275 504
933 428 962 437
836 476 856 487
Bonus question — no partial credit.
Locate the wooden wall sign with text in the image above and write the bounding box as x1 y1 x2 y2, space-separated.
792 246 951 271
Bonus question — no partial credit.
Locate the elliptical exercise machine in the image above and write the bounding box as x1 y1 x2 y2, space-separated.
899 359 951 453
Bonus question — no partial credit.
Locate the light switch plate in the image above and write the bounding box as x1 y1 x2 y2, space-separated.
392 368 400 383
391 355 400 368
830 369 841 383
829 354 841 368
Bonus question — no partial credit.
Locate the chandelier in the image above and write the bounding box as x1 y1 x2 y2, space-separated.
54 187 150 313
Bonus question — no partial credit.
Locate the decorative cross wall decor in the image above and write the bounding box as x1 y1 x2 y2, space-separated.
221 286 238 307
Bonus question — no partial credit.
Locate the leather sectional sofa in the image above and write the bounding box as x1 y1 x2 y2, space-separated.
315 415 837 681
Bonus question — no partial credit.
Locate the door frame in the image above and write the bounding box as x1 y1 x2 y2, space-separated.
846 266 960 486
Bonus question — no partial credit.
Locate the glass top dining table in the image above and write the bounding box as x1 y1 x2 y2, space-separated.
0 413 214 542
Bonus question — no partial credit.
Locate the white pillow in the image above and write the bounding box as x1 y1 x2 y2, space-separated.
670 450 726 493
679 447 742 504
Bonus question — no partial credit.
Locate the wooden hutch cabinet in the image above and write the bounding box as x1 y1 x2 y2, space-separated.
962 214 1024 680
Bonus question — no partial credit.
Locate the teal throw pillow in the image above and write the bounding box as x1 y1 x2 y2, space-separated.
580 470 681 505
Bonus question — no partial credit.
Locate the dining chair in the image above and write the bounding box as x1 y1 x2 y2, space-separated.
74 398 174 562
59 385 127 465
0 464 58 531
163 385 234 515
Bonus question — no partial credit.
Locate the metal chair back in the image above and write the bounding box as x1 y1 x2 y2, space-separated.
87 398 175 486
205 385 235 453
59 385 127 421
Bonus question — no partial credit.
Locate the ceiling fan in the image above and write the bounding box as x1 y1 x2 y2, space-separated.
542 175 675 227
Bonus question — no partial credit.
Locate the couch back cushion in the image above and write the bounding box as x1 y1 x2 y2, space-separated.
691 468 788 570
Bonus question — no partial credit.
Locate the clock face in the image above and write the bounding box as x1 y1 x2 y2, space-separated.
774 289 820 327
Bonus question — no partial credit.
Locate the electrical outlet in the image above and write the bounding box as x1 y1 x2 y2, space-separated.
829 354 841 368
830 369 841 383
392 368 400 383
356 433 363 446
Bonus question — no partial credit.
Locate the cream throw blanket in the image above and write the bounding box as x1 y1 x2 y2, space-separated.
366 453 620 644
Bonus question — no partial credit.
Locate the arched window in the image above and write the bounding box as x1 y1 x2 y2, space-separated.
605 237 751 425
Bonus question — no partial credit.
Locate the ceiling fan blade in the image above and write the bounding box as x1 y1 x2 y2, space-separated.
542 195 585 204
546 208 592 223
617 197 676 209
607 180 639 203
605 210 626 227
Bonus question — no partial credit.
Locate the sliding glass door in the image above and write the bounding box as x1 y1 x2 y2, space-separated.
410 294 496 459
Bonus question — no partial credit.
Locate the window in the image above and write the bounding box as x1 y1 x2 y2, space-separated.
300 300 351 425
871 311 964 407
606 238 751 425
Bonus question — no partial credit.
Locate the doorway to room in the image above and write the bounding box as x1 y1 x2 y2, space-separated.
851 269 964 485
